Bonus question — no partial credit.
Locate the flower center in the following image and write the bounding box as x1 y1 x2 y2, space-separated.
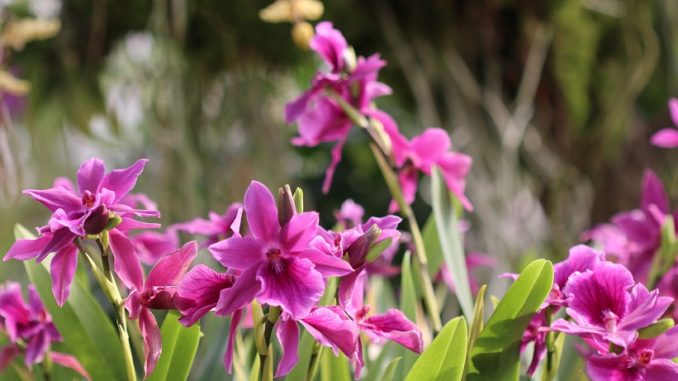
266 248 284 274
638 349 653 367
602 309 619 333
82 191 96 209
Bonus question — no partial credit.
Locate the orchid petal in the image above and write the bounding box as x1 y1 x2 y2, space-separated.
23 187 83 213
4 235 53 261
280 212 319 252
223 308 243 374
50 244 78 306
77 158 106 194
176 265 235 326
109 229 144 290
274 316 300 377
139 307 162 376
244 181 280 241
215 267 261 317
296 249 353 277
50 352 91 380
99 159 148 203
145 242 197 289
209 237 265 270
256 257 324 319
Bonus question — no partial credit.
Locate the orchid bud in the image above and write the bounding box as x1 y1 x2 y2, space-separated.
83 205 110 235
346 224 381 268
277 184 297 226
638 318 674 339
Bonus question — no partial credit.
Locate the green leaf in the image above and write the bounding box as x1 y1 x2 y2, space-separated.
467 259 554 381
463 284 486 380
16 224 127 381
320 351 351 381
405 317 468 381
366 238 393 263
422 216 444 278
147 311 201 381
431 167 473 321
380 357 401 381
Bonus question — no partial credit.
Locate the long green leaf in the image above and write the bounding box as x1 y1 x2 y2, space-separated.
431 167 473 321
380 357 401 381
147 311 201 381
467 259 554 381
405 317 468 381
15 224 127 381
320 351 351 381
463 284 486 380
422 216 444 278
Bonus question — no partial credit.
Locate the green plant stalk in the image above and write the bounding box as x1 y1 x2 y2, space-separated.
370 144 443 332
259 306 281 381
543 307 556 381
328 86 442 331
305 342 323 381
76 238 138 381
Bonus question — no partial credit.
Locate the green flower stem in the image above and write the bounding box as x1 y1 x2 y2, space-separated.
370 144 443 332
75 238 138 381
259 306 281 381
305 342 323 381
327 85 442 331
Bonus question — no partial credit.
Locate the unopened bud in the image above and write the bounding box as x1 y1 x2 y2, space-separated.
105 213 123 231
277 184 297 226
83 205 110 235
638 318 674 339
291 22 314 50
346 224 381 268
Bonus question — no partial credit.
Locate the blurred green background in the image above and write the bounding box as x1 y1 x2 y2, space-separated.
0 0 676 377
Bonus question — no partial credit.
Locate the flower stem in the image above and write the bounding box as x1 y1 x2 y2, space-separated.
259 306 281 381
369 144 443 332
76 238 138 381
305 342 323 381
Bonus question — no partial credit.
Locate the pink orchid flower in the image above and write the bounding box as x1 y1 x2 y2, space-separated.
586 326 678 380
125 241 197 375
0 282 90 380
552 262 672 349
172 203 243 246
4 158 159 305
390 128 473 212
209 181 353 319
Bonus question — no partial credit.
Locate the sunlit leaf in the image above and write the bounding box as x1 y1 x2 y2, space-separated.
148 311 201 381
431 167 473 321
467 259 554 381
405 317 467 381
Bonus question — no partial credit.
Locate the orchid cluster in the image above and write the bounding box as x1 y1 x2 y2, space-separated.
0 282 89 380
516 245 678 379
2 158 423 381
285 22 472 212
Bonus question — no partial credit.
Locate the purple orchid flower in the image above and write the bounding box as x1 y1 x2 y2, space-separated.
586 326 678 380
519 244 605 375
335 199 365 229
285 22 394 193
583 169 676 282
175 263 244 373
390 128 473 212
0 282 90 380
4 158 159 305
551 262 672 349
650 98 678 148
209 181 353 319
172 203 243 246
125 241 197 375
